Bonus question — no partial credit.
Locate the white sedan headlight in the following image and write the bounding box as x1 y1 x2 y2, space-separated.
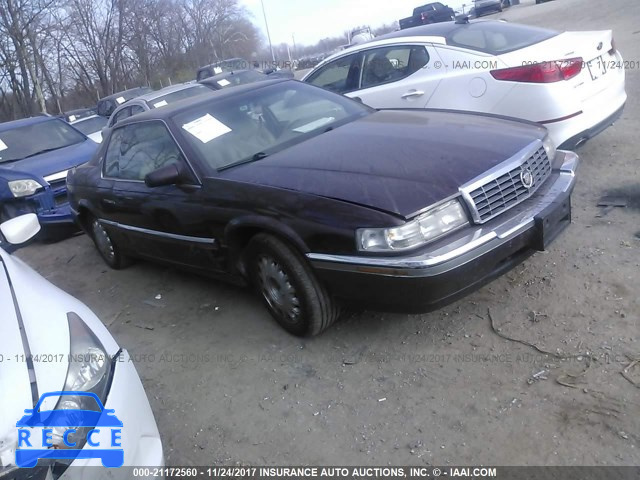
51 313 114 449
8 179 43 198
357 199 469 252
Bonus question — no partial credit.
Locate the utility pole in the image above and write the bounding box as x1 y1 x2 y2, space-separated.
260 0 275 62
292 34 297 59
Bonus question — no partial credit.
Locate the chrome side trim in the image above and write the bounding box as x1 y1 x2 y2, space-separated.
307 151 579 278
100 219 215 244
43 170 69 183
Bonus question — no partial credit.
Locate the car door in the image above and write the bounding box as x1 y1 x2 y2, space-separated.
351 44 446 109
98 121 224 271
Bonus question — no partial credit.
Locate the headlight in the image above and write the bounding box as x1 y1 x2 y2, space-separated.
50 313 114 450
8 179 42 198
357 199 469 252
542 135 556 162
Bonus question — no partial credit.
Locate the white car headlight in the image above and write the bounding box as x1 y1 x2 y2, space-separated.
50 313 114 449
8 179 43 198
542 135 556 162
357 199 469 252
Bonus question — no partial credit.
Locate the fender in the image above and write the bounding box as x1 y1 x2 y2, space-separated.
225 215 309 252
225 215 310 275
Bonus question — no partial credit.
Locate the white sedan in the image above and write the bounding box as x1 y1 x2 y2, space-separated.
0 215 164 476
303 20 626 150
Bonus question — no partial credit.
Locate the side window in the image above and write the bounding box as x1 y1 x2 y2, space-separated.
306 53 362 94
130 105 145 116
110 107 131 127
361 46 430 89
103 122 185 181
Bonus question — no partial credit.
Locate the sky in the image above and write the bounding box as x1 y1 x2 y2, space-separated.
240 0 471 46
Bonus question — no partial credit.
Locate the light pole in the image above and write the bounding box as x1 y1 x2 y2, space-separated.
260 0 275 63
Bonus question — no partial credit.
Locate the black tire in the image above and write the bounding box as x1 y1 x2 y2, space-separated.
88 215 131 269
246 233 339 336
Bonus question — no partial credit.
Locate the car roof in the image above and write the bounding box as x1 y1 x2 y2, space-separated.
376 21 462 41
99 86 152 102
116 78 289 127
199 70 266 86
310 19 546 72
0 115 55 132
134 82 203 103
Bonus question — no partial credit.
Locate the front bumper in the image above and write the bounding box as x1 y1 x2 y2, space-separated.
308 150 578 313
1 186 74 227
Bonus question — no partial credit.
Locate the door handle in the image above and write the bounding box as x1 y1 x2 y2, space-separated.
102 199 117 206
401 90 425 99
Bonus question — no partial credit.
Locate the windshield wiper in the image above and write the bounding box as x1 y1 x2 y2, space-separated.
219 152 269 172
21 147 60 159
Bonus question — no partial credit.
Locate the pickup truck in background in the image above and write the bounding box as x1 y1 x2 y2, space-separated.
399 2 456 29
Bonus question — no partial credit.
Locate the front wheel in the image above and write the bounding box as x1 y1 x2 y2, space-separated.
247 233 339 336
89 216 131 269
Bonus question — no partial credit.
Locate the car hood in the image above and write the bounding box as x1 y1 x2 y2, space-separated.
0 139 97 182
0 249 118 467
221 110 546 219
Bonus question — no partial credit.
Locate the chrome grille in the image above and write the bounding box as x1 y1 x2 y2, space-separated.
468 146 551 223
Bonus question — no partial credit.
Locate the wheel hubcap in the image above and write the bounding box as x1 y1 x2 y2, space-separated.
256 255 301 322
92 220 115 261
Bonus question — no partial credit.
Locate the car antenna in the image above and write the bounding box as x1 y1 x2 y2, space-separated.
455 15 470 24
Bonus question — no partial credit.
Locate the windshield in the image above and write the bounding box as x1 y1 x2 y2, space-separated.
0 119 87 164
173 82 372 172
149 85 210 109
72 116 108 135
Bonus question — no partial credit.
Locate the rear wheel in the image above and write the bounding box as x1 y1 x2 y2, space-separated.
247 233 339 336
89 216 131 269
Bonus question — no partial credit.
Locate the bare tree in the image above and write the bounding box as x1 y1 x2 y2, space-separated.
0 0 261 120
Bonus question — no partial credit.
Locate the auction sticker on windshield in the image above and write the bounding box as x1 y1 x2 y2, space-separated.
154 100 168 108
0 139 7 151
182 114 231 143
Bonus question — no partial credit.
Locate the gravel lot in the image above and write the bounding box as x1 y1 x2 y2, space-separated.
18 0 639 466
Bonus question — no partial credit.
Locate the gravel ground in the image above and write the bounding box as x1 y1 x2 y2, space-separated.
17 0 639 466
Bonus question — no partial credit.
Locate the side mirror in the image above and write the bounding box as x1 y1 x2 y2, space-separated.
0 214 41 251
352 96 364 103
144 164 182 188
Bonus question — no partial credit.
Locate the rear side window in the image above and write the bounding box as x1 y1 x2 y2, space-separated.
361 46 430 89
103 122 184 181
447 23 558 55
109 107 132 127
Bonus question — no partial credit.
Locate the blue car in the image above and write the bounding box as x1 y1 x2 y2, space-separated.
0 116 98 233
15 391 124 468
